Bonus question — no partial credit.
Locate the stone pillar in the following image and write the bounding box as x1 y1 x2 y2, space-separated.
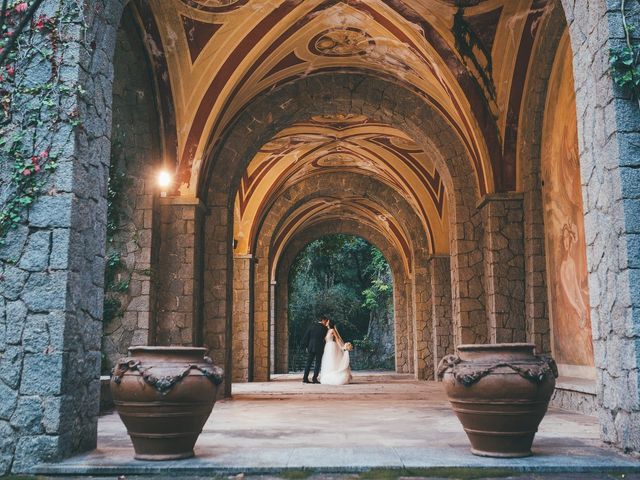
0 1 125 473
429 255 453 378
451 210 487 345
253 257 270 381
393 284 408 373
154 197 203 346
479 194 526 343
558 0 640 452
274 274 289 374
269 281 277 375
523 173 550 354
405 281 415 375
232 255 253 382
413 265 432 380
202 202 233 397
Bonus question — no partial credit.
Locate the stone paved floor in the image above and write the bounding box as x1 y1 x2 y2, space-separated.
33 373 640 477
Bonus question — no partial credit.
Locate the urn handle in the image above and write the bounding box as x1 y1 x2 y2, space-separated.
436 353 558 387
111 357 225 395
437 354 461 380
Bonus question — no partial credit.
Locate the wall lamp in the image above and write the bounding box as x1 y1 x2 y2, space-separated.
157 170 172 197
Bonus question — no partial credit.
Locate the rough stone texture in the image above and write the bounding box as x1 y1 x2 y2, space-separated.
274 265 289 374
232 255 253 382
451 207 487 347
101 12 161 368
154 199 202 346
414 265 433 379
479 194 527 343
429 255 454 378
0 0 127 473
559 0 640 452
552 388 598 417
202 202 233 398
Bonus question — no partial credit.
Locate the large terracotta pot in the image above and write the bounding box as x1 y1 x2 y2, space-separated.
437 343 557 458
110 346 224 460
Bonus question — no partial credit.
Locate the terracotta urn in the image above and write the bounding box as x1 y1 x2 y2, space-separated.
437 343 557 458
110 346 224 460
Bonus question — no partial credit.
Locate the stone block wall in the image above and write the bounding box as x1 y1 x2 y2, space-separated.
274 272 289 374
480 194 526 343
252 256 270 382
552 387 598 416
154 198 202 346
414 265 433 379
0 0 127 473
232 255 252 381
430 255 454 377
394 285 409 373
101 12 161 369
202 201 233 397
559 0 640 451
553 0 640 449
451 208 487 346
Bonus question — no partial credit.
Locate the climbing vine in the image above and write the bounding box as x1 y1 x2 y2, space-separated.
610 0 640 107
0 0 84 243
103 139 133 325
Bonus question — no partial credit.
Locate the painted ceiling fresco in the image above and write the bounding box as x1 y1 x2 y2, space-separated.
234 115 448 254
133 0 557 255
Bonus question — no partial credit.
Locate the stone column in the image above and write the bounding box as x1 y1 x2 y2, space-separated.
269 281 277 375
202 202 233 397
393 284 408 373
252 257 270 382
429 255 453 378
274 273 289 374
451 210 487 346
560 0 640 451
153 197 203 346
232 255 253 382
413 265 432 380
479 194 526 343
0 1 125 473
405 281 415 375
523 174 550 354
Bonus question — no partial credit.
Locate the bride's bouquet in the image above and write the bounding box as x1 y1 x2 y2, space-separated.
343 342 353 352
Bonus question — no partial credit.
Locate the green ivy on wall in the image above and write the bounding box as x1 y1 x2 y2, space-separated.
103 140 133 325
610 0 640 108
0 0 83 242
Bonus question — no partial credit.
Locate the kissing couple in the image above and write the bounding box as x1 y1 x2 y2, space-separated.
301 314 352 385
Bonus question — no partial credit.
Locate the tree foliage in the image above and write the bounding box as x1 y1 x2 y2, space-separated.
288 234 395 370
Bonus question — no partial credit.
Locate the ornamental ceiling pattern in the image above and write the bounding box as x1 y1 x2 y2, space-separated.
233 116 448 254
141 0 552 194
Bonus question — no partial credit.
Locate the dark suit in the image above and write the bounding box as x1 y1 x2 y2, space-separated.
302 322 328 381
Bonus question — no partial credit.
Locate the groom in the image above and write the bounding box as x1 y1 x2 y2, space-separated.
301 315 329 384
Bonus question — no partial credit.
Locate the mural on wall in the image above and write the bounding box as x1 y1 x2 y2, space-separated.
541 34 594 373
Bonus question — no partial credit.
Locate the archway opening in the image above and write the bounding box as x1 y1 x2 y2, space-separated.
286 234 395 373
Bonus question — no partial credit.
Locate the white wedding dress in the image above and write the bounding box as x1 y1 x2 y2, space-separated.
319 329 352 385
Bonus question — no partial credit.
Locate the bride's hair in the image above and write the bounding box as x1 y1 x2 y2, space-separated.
329 320 344 343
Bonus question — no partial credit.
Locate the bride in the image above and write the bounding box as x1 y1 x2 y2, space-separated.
320 320 352 385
